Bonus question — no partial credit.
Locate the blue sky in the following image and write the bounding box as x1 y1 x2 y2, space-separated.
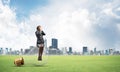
9 0 48 20
0 0 120 51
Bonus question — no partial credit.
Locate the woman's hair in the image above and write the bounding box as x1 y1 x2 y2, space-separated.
36 25 41 31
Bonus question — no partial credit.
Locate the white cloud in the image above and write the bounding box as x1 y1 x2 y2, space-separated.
0 0 36 50
0 0 120 52
30 0 101 51
32 0 120 51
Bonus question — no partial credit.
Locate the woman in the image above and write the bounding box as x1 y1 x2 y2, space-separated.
35 25 46 61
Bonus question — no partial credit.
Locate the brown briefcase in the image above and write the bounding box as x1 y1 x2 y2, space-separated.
14 57 24 66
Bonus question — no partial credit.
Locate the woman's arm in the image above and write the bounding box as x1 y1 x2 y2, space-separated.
42 31 46 35
35 31 39 38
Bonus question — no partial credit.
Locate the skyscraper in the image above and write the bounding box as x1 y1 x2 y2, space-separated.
0 48 3 54
44 39 48 54
62 47 67 55
83 46 88 55
69 47 72 53
0 48 2 54
20 48 23 55
52 38 58 48
44 39 47 48
105 49 109 55
109 48 113 55
94 48 96 54
6 48 8 54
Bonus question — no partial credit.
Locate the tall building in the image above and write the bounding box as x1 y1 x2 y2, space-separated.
9 48 12 52
20 48 23 55
90 50 94 55
0 48 3 54
94 48 96 54
1 48 3 54
6 48 8 54
44 39 48 54
101 50 104 55
9 48 12 54
109 48 113 55
105 49 109 55
44 39 47 49
69 47 72 53
62 47 67 55
51 38 58 48
49 38 62 55
83 46 88 55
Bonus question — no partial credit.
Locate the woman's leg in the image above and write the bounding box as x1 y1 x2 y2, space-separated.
38 44 44 61
38 47 41 61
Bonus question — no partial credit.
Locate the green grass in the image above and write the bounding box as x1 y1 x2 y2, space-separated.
0 55 120 72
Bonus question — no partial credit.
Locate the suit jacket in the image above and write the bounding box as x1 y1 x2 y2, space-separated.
35 30 46 44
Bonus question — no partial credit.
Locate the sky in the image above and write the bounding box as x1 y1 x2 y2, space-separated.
0 0 120 52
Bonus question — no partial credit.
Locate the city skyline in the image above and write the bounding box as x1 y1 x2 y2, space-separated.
0 0 120 51
0 44 119 55
0 38 119 54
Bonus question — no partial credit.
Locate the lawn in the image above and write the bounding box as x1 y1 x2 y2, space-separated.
0 55 120 72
